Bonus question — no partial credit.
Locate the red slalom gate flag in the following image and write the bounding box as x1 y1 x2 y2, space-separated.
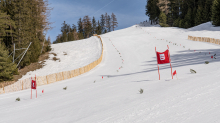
211 56 213 59
156 50 170 64
31 80 36 89
31 75 37 99
173 70 177 76
155 45 173 80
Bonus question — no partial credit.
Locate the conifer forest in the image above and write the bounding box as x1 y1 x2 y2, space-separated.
53 13 118 44
0 0 51 81
146 0 220 28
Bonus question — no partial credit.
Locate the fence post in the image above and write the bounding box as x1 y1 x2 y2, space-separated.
69 71 71 78
22 81 23 90
56 73 57 82
46 76 49 84
2 83 4 93
62 72 64 80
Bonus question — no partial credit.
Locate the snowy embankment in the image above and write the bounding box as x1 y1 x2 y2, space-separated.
0 22 220 123
20 36 102 79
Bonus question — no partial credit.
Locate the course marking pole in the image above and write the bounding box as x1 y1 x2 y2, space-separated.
155 47 160 80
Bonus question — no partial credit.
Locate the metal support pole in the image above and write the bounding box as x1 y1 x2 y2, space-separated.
17 42 32 67
155 47 160 80
41 31 48 54
41 38 45 54
13 43 15 63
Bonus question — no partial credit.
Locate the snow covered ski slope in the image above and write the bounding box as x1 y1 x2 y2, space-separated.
0 22 220 123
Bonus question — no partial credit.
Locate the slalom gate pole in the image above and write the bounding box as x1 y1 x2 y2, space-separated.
167 45 173 79
35 75 37 98
155 47 160 80
31 77 32 99
157 64 160 80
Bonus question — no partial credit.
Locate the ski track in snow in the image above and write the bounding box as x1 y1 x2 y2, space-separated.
0 22 220 123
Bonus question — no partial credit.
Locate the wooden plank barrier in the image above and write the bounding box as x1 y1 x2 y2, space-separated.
80 67 84 75
63 71 71 80
22 78 31 90
0 34 104 94
188 35 220 45
47 73 57 84
36 76 47 86
70 70 75 78
56 72 64 82
0 88 4 94
74 69 79 77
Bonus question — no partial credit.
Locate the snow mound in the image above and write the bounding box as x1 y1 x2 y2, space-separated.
188 22 220 31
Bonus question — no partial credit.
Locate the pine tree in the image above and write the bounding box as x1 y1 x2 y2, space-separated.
111 13 118 31
178 19 184 28
72 24 77 32
167 0 179 26
47 36 51 45
0 10 15 45
82 15 92 38
146 0 160 24
203 0 213 22
173 18 180 27
68 28 74 41
195 5 203 26
78 32 84 39
72 24 78 40
0 43 17 82
184 8 192 28
159 12 168 27
104 13 109 32
92 17 97 34
77 18 84 39
96 20 102 35
1 0 51 68
54 34 61 44
192 7 197 27
100 14 105 33
146 0 214 28
211 0 220 26
107 15 111 32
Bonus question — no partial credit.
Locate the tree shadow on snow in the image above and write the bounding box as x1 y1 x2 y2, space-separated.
101 48 220 79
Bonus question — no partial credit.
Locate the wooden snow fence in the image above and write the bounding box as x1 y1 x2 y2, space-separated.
36 76 47 86
46 73 57 84
188 35 220 45
0 34 104 94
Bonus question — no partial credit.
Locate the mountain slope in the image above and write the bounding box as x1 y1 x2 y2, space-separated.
0 22 220 123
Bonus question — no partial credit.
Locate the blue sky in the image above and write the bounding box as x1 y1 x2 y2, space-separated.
47 0 148 42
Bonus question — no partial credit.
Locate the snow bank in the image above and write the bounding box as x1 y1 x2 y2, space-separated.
19 36 102 80
188 22 220 31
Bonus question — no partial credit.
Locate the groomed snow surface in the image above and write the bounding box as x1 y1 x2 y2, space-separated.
0 22 220 123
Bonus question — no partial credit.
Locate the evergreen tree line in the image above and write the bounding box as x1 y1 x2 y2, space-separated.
53 13 118 44
0 0 51 82
146 0 220 28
